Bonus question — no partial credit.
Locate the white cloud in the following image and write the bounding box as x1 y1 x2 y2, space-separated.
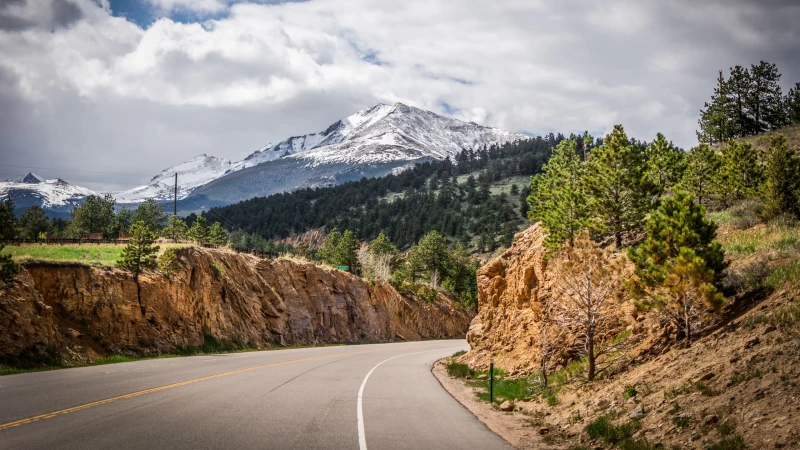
1 0 799 191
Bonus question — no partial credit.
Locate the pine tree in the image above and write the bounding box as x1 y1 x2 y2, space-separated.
726 65 753 137
408 230 450 286
158 247 182 278
0 198 18 240
762 135 800 220
719 140 763 203
335 230 360 272
628 192 726 346
697 72 734 144
131 199 168 232
319 229 342 264
162 215 188 242
18 206 49 240
644 133 686 195
207 222 228 245
186 216 209 245
527 138 589 249
552 230 628 381
69 194 116 238
747 61 786 132
583 125 651 247
113 208 133 237
0 244 19 288
117 221 159 312
786 82 800 124
679 144 722 207
369 232 397 256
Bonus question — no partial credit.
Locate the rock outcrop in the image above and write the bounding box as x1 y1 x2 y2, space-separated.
0 248 472 366
462 224 552 374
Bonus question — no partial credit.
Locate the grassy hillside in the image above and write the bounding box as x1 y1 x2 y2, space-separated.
3 242 191 267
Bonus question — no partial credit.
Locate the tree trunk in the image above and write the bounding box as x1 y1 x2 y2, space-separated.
587 333 596 381
684 299 692 348
614 231 622 249
541 358 548 388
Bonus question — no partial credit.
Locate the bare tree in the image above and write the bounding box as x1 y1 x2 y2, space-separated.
552 230 629 381
534 298 566 388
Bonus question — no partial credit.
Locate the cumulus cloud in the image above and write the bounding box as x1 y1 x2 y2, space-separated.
0 0 799 191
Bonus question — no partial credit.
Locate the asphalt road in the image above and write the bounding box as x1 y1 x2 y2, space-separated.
0 340 510 449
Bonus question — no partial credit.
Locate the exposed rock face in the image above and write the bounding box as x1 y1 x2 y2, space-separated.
0 248 472 365
463 224 551 374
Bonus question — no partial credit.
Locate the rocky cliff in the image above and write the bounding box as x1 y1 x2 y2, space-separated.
462 224 552 374
0 248 472 366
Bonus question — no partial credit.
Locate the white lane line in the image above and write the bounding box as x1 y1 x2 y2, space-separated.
357 346 463 450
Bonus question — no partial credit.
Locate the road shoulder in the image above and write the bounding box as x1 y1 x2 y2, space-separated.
431 359 542 450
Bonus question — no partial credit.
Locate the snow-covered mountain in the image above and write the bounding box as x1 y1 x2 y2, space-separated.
185 103 528 206
0 173 96 217
114 155 237 203
4 102 528 214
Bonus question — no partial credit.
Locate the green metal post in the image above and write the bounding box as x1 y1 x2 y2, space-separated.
489 359 494 403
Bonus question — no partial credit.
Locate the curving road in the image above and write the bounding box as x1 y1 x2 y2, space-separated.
0 340 510 450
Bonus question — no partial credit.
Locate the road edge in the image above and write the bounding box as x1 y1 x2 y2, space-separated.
431 358 524 449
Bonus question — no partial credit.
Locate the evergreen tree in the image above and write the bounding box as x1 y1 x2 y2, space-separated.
319 229 342 264
117 221 159 310
408 230 450 285
583 125 651 247
679 144 722 207
726 65 753 137
158 247 182 278
527 138 589 249
746 61 786 132
697 72 734 144
334 230 360 273
719 140 763 203
0 198 20 240
644 133 686 195
0 244 19 288
112 208 133 237
131 199 168 232
369 232 397 256
628 192 726 346
69 194 116 238
207 222 229 245
162 215 188 242
786 82 800 124
761 135 800 220
18 206 48 239
186 216 209 245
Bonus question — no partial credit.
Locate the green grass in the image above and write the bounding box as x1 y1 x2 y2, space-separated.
2 243 193 268
451 350 466 357
586 415 641 446
706 435 746 450
446 361 474 378
3 243 126 267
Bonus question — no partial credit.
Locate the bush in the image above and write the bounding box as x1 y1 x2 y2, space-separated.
0 244 19 288
706 435 746 450
446 361 473 378
728 199 764 229
210 261 226 280
158 248 182 278
586 415 640 445
723 257 772 295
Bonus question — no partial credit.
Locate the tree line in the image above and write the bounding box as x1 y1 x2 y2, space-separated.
698 60 800 144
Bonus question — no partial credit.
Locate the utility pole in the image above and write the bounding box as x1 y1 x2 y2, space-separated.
173 173 178 216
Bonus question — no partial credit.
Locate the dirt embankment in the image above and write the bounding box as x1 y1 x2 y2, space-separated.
447 223 800 449
0 248 472 366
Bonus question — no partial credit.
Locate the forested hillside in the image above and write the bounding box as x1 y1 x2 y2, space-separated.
206 134 646 252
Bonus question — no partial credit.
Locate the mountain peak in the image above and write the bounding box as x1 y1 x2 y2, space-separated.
21 173 41 184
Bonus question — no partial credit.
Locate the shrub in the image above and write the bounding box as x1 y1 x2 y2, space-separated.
0 244 19 288
211 261 226 280
158 248 182 278
706 435 746 450
446 361 473 378
623 384 638 400
586 415 640 445
451 350 466 357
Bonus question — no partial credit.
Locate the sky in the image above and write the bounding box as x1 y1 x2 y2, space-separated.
1 0 799 192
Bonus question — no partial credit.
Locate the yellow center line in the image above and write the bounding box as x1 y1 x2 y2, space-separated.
0 350 369 432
